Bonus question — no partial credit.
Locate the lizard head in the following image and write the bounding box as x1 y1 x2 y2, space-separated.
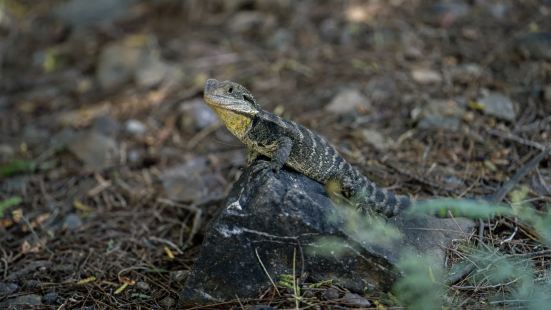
203 79 259 139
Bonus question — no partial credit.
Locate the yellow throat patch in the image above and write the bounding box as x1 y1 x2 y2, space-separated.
211 106 252 139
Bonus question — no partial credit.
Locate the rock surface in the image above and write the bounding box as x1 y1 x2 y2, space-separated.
477 92 517 121
181 160 475 305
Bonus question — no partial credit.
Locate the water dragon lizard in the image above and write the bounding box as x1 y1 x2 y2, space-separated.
203 79 411 217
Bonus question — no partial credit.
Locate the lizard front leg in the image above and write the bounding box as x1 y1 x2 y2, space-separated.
270 136 293 173
250 136 293 174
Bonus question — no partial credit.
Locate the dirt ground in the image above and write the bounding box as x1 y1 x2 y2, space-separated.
1 0 550 309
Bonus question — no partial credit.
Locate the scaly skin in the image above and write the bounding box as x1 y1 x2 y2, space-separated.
203 79 411 217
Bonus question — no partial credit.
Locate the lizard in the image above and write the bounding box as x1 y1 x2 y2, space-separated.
203 78 411 217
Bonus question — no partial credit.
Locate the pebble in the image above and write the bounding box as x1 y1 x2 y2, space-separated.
53 0 136 29
544 85 551 103
159 296 175 308
325 89 371 114
514 32 551 60
477 92 516 121
411 68 442 84
413 99 465 131
342 292 371 307
136 281 150 291
92 116 120 137
7 294 42 306
359 129 392 151
67 131 119 170
179 99 219 132
0 282 19 296
63 213 83 231
323 287 340 300
42 292 59 305
125 119 146 135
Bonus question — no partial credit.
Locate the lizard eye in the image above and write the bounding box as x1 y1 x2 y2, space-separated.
228 87 233 94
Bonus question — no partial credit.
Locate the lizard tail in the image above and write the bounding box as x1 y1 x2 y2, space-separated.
357 176 412 217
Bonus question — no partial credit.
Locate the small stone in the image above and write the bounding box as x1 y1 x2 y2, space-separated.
477 92 516 121
325 89 371 114
365 75 397 103
134 56 171 87
179 99 220 132
136 281 150 291
125 119 146 135
0 282 19 296
68 131 119 170
544 85 551 103
514 32 551 60
161 157 225 202
53 0 136 29
92 116 120 137
0 144 14 161
342 292 371 307
170 270 189 282
411 68 442 84
323 287 340 300
42 292 59 305
8 294 42 306
427 1 470 27
160 296 175 308
414 99 465 131
450 63 484 84
229 12 275 34
97 39 144 89
359 129 392 151
63 213 83 231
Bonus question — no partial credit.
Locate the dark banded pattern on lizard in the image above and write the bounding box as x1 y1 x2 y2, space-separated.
203 79 411 217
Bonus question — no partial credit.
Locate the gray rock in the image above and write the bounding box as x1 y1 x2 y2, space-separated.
67 131 119 170
42 292 59 305
514 32 551 60
450 63 484 84
53 0 136 29
160 296 175 308
181 160 475 304
411 68 442 84
325 89 371 114
413 99 465 131
359 129 392 151
96 36 176 90
125 119 146 135
97 40 142 89
136 281 150 291
0 282 19 296
63 213 83 231
427 1 470 27
161 157 225 202
92 116 120 137
365 75 397 103
544 85 551 103
477 92 516 121
2 294 42 307
342 292 371 308
179 99 220 132
323 287 340 300
0 144 14 161
229 12 275 34
134 56 177 88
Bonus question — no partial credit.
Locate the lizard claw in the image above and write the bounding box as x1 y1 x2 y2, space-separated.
250 160 281 176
